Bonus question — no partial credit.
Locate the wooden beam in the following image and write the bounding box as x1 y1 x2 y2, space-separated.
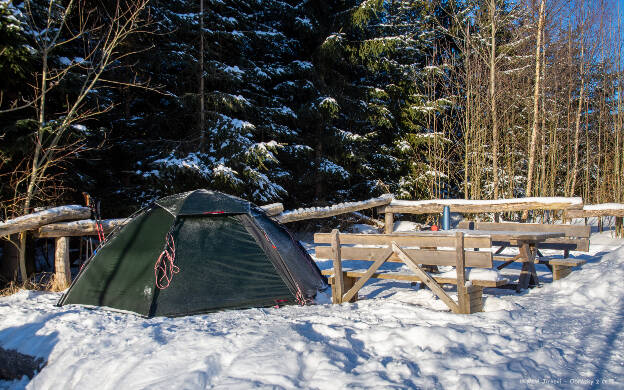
454 232 468 313
54 237 71 289
276 195 392 223
350 212 385 229
552 265 572 280
457 221 590 237
314 232 492 248
378 197 583 215
391 242 460 313
259 203 284 217
330 230 344 304
315 246 493 268
321 270 509 288
35 218 128 238
0 205 91 238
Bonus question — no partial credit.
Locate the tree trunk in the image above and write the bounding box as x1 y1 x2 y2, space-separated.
569 43 585 197
523 0 545 220
489 0 499 201
198 0 206 152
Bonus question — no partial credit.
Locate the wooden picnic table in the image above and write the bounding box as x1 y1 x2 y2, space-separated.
423 229 565 291
457 229 565 291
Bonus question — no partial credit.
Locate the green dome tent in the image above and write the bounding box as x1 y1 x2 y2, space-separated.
58 190 328 317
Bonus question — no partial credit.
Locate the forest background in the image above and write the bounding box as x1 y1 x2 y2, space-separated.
1 0 623 221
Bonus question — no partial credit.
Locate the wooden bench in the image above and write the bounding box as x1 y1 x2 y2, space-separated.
314 230 508 314
457 221 589 280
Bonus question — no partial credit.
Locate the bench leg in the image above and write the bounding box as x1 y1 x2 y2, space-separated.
330 273 358 303
458 286 483 314
517 243 539 291
552 265 572 280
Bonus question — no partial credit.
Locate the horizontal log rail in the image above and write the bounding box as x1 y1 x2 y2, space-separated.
378 197 583 215
35 218 129 238
563 203 624 218
275 195 393 223
0 205 91 238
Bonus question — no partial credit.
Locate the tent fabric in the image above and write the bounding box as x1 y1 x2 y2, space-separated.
58 190 327 317
156 190 250 216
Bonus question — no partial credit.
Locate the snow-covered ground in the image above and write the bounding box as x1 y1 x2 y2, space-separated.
1 229 624 389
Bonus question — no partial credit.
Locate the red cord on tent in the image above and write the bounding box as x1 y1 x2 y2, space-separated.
154 233 179 289
294 287 307 306
262 231 277 249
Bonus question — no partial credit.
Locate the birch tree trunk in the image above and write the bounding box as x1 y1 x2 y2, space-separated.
569 39 585 196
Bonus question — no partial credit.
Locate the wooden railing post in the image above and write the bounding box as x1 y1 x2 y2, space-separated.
455 232 468 313
330 229 344 304
384 212 394 234
54 236 71 289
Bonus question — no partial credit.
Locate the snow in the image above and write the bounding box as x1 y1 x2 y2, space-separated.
317 159 349 179
393 221 423 232
291 60 313 70
223 65 244 79
1 232 624 389
71 124 86 132
212 164 242 185
153 153 212 179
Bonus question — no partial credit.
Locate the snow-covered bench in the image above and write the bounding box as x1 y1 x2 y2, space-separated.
314 230 508 314
457 221 589 280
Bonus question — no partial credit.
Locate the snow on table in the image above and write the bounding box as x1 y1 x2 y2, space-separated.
1 238 624 389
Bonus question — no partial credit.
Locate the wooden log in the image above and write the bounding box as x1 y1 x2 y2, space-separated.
564 203 624 218
331 230 344 304
276 195 392 223
378 197 583 215
35 218 129 238
0 205 91 238
259 203 284 217
349 211 385 229
54 237 71 289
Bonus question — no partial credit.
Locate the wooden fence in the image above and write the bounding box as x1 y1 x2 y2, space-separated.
2 195 623 288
